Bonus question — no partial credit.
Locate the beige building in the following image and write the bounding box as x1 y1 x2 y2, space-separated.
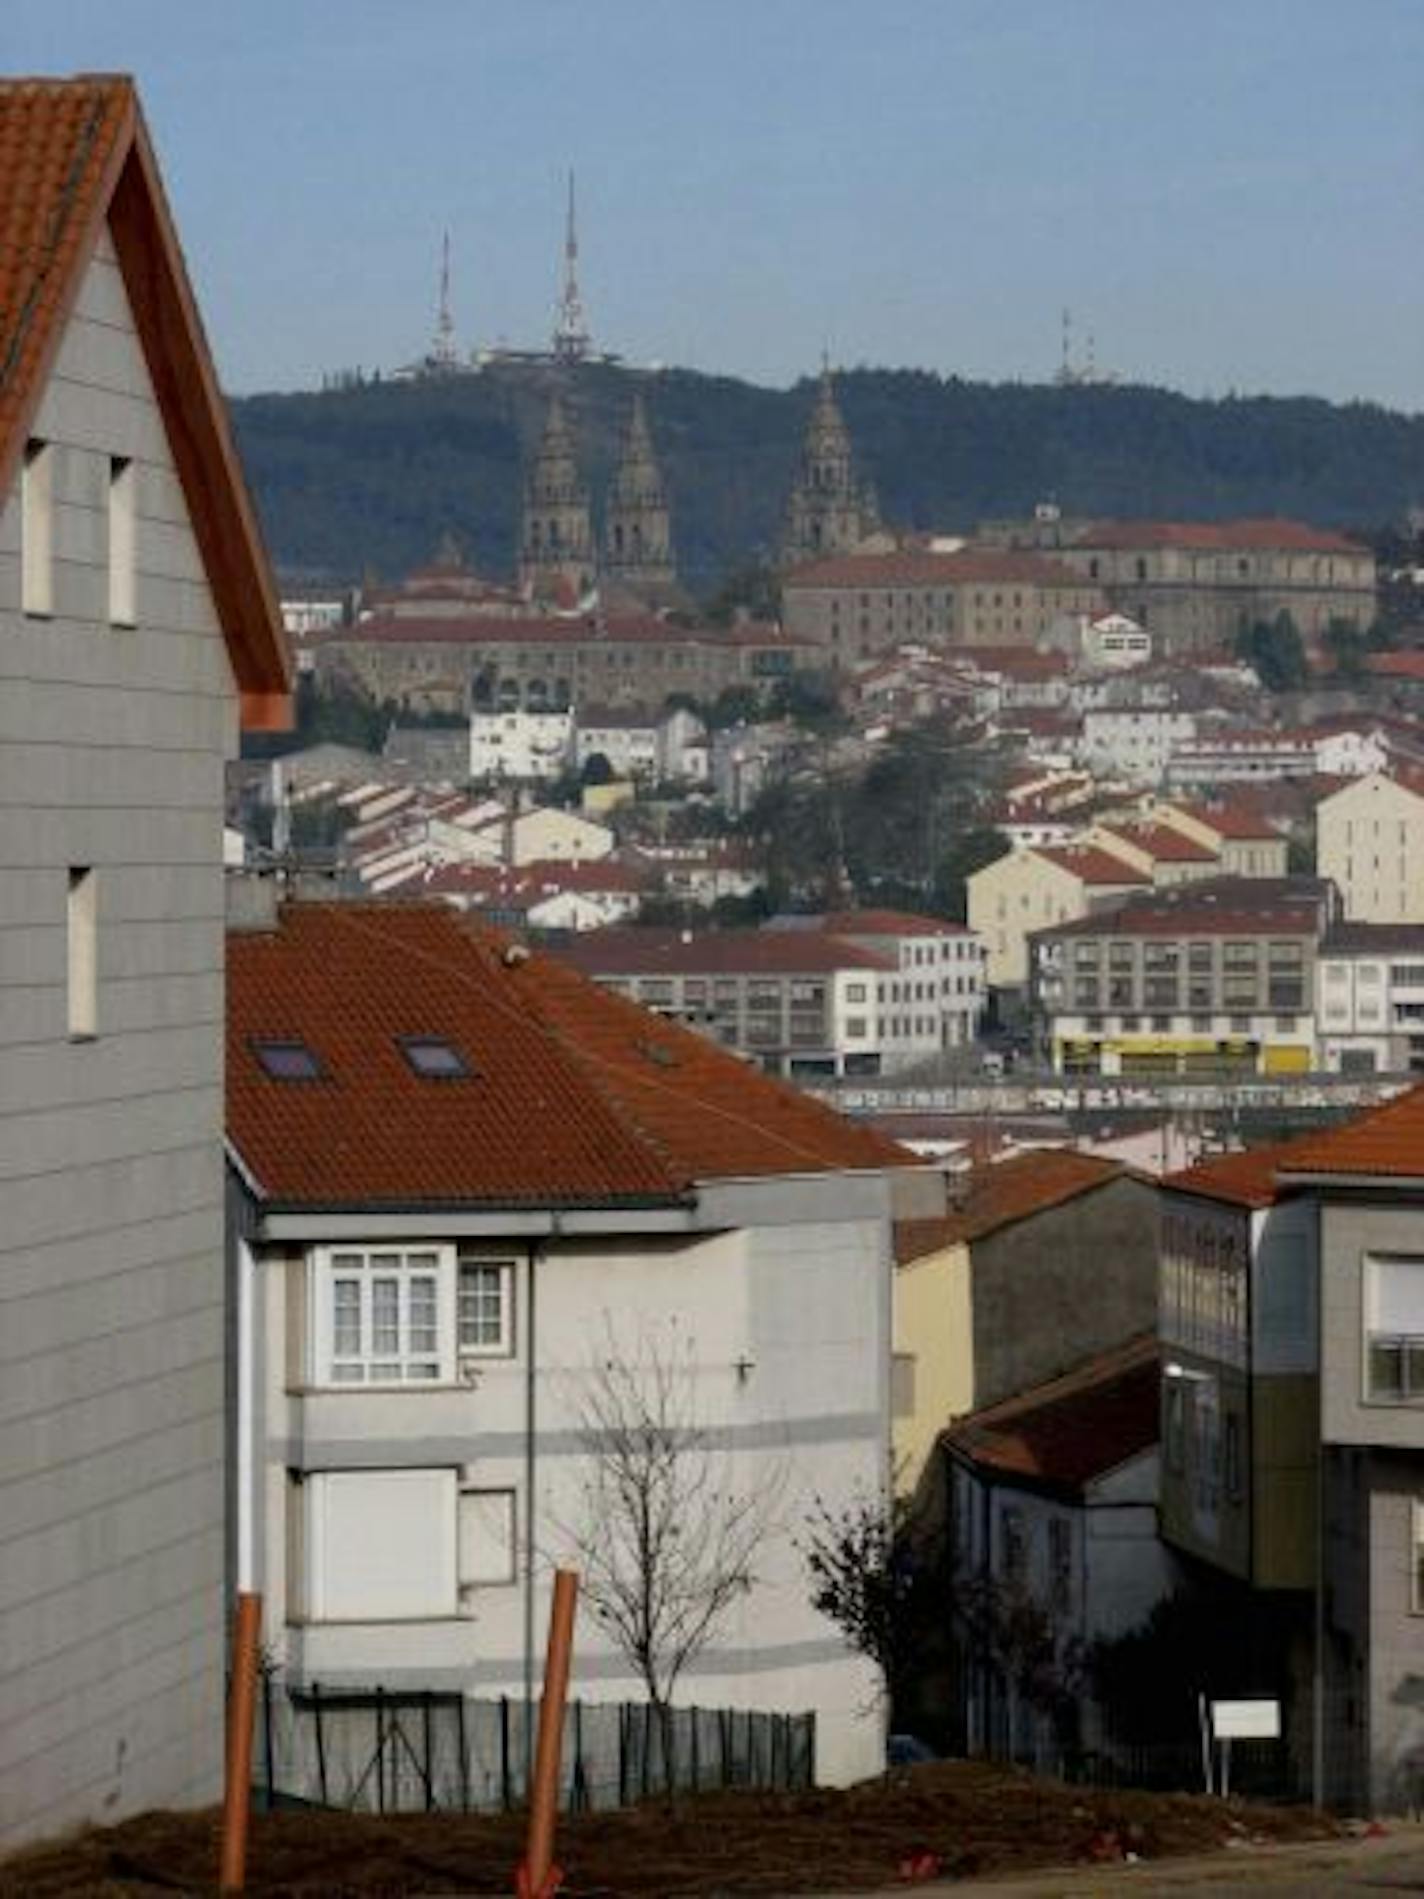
0 78 289 1847
1056 519 1377 656
1316 771 1424 922
781 548 1103 665
967 842 1149 989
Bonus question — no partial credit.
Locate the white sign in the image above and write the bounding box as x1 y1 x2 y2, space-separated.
1211 1698 1280 1741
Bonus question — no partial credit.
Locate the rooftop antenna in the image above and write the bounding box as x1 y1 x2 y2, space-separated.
431 231 458 373
1058 306 1073 385
553 169 590 363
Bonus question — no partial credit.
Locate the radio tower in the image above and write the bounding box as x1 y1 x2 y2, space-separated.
430 231 458 373
552 170 590 363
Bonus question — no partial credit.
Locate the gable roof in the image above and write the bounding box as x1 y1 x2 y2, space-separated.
1162 1137 1319 1210
227 903 916 1211
894 1148 1128 1259
941 1334 1159 1497
558 926 892 977
1074 518 1368 556
1031 844 1150 886
1273 1083 1424 1184
0 75 289 728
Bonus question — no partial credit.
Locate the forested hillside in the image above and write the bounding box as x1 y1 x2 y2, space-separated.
230 361 1424 591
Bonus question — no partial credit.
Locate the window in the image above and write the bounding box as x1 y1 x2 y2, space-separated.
845 1016 867 1038
457 1258 514 1356
1366 1255 1424 1402
458 1486 517 1590
398 1035 471 1079
108 456 136 624
316 1246 454 1386
67 866 97 1038
301 1469 457 1622
845 982 868 1003
1048 1517 1073 1614
22 438 53 615
252 1038 323 1081
1000 1505 1028 1589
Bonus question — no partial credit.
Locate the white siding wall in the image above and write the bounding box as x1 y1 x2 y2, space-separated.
0 226 235 1847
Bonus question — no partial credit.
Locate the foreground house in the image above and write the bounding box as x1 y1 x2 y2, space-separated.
227 901 942 1785
0 78 289 1846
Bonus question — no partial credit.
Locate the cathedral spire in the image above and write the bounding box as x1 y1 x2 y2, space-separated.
519 389 594 601
778 365 879 568
604 393 676 594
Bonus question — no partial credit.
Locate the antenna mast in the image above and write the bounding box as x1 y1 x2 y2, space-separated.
431 231 458 372
553 170 590 363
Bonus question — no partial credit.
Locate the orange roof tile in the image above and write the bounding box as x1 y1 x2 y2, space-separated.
1097 822 1217 864
0 76 289 726
942 1334 1159 1494
1162 1136 1325 1210
558 927 893 977
227 903 915 1210
1075 518 1369 556
895 1148 1128 1258
1273 1084 1424 1182
1032 844 1150 886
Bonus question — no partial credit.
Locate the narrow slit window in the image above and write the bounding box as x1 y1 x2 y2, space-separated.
67 867 97 1038
22 439 54 616
108 456 136 624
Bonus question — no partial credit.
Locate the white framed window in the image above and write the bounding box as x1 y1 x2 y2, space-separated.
22 438 53 616
1365 1255 1424 1403
313 1246 456 1386
458 1257 515 1357
458 1485 517 1593
108 455 136 625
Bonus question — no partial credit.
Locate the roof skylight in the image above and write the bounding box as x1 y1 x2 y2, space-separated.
398 1035 471 1079
252 1038 323 1082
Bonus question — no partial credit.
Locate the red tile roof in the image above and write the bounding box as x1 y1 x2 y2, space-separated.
1096 823 1217 864
1273 1084 1424 1182
558 926 892 977
1365 653 1424 681
777 909 973 939
942 1334 1160 1495
894 1148 1128 1259
1162 1137 1320 1210
1165 799 1281 842
227 904 916 1210
1032 845 1150 886
0 77 289 727
1075 519 1369 556
345 613 800 651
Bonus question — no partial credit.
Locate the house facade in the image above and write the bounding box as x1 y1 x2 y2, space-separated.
1316 772 1424 924
226 902 940 1787
0 79 289 1847
1315 923 1424 1075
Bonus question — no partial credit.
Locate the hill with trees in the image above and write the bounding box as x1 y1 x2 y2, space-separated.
230 360 1424 591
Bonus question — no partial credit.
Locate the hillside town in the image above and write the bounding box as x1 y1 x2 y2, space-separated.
9 45 1424 1899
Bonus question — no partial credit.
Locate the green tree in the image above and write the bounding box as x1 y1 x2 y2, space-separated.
581 750 615 787
1234 612 1307 692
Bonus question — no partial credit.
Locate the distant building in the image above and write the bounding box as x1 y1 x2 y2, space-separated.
1315 923 1424 1074
1078 704 1198 784
778 368 880 569
518 391 595 602
968 844 1150 991
1316 771 1424 923
602 394 679 602
469 707 573 782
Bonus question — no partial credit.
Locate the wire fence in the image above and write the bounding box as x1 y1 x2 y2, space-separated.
251 1671 816 1815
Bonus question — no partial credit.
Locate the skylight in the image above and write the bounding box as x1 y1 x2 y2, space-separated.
252 1038 323 1082
398 1035 471 1079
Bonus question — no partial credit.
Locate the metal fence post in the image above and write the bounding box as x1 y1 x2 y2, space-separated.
312 1682 328 1807
375 1688 386 1814
456 1694 470 1813
423 1692 435 1812
499 1694 511 1811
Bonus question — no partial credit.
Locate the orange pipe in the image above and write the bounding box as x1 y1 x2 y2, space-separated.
518 1568 579 1897
219 1590 263 1895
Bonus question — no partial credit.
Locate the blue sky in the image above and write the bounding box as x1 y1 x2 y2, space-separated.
10 0 1423 408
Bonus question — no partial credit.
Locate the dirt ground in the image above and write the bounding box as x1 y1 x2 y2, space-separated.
0 1760 1346 1897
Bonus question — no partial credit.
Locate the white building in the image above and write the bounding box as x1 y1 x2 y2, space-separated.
470 707 574 782
1315 923 1424 1075
227 902 944 1788
763 910 987 1052
1316 772 1424 922
1079 706 1198 784
0 77 290 1847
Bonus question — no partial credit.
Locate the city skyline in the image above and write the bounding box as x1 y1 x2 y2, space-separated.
7 1 1424 409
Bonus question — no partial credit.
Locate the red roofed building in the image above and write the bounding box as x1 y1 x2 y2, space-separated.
0 76 290 1847
929 1334 1177 1757
226 901 940 1789
1057 519 1376 657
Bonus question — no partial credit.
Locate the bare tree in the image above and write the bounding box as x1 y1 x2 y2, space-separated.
562 1326 783 1787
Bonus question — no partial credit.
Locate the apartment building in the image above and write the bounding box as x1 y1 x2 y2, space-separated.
1079 705 1198 784
469 707 573 781
1151 800 1290 879
0 78 290 1846
1160 1092 1424 1810
780 549 1103 663
1316 772 1424 923
560 913 984 1079
968 843 1149 990
1031 880 1332 1076
1315 923 1424 1074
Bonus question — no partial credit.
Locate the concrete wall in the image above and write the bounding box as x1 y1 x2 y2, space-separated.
247 1189 890 1789
970 1175 1159 1409
0 228 234 1846
893 1240 972 1488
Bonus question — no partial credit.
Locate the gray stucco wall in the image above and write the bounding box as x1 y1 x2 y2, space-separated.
970 1175 1159 1408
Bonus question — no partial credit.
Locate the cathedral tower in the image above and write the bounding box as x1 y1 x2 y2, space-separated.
519 390 594 601
602 394 676 594
778 366 880 569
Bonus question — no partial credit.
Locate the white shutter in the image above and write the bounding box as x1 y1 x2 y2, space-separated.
309 1469 457 1620
1370 1258 1424 1336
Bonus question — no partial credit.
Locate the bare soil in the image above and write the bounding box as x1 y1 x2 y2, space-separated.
0 1760 1345 1897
